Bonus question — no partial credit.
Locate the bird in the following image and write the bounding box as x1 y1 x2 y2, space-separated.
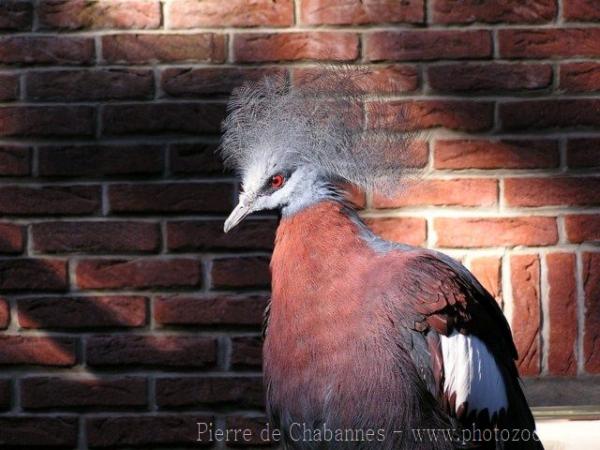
220 70 544 450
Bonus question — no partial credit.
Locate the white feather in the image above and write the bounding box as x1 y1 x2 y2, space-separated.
440 331 508 416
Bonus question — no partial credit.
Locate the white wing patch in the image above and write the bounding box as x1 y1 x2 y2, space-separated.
440 331 508 416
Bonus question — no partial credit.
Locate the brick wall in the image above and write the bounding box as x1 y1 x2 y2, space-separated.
0 0 599 448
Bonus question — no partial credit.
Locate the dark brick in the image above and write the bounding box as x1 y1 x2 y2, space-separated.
38 144 162 177
87 414 214 448
167 219 276 252
0 259 68 292
368 100 494 132
211 257 271 290
234 32 359 63
156 376 263 408
432 0 556 24
0 335 76 366
76 258 202 290
231 336 262 369
27 69 154 101
102 33 225 64
0 298 9 329
0 185 100 215
0 417 78 447
225 416 274 447
108 183 233 214
499 28 600 58
567 139 600 168
33 221 160 254
86 335 217 368
0 36 94 65
0 106 94 137
169 143 225 175
428 63 552 93
18 296 148 329
0 1 32 30
583 252 600 373
564 0 600 21
0 73 19 101
0 222 24 254
155 295 268 327
561 63 600 93
0 146 30 176
102 102 225 135
21 376 147 409
39 0 161 30
162 67 285 97
365 30 492 61
500 99 600 131
0 379 10 409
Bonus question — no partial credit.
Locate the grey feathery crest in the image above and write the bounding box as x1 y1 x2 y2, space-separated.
220 68 421 195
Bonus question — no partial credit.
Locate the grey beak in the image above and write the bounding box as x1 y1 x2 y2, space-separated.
223 195 254 233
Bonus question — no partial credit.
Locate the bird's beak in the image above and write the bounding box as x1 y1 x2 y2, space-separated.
224 194 254 233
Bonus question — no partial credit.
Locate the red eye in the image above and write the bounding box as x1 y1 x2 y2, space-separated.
271 174 285 189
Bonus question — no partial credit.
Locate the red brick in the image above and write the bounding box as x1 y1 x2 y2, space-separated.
0 146 30 176
428 63 552 93
86 414 214 448
231 336 262 369
0 336 76 366
0 73 18 101
162 67 285 97
500 99 600 131
0 35 94 65
225 416 273 447
499 29 600 58
76 258 202 290
102 33 225 64
547 253 577 375
39 0 160 30
373 179 497 208
234 32 359 63
27 69 153 101
155 295 268 327
18 296 148 329
0 0 33 30
0 222 24 254
365 30 492 62
583 252 600 373
33 221 160 254
432 0 556 24
567 139 600 168
505 177 600 207
0 298 9 329
38 144 162 177
0 417 77 447
168 219 276 252
434 217 558 248
564 0 600 21
21 376 147 409
470 256 502 304
364 217 426 246
0 185 100 215
293 65 419 94
211 257 271 290
367 100 493 132
102 102 225 135
560 63 600 93
300 0 423 25
156 376 263 408
109 182 233 214
0 106 94 137
0 259 67 292
434 139 559 170
0 379 10 409
566 215 600 243
169 143 225 175
168 0 293 28
510 254 541 376
87 335 217 368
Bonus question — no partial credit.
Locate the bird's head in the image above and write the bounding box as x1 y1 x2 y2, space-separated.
220 70 418 233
